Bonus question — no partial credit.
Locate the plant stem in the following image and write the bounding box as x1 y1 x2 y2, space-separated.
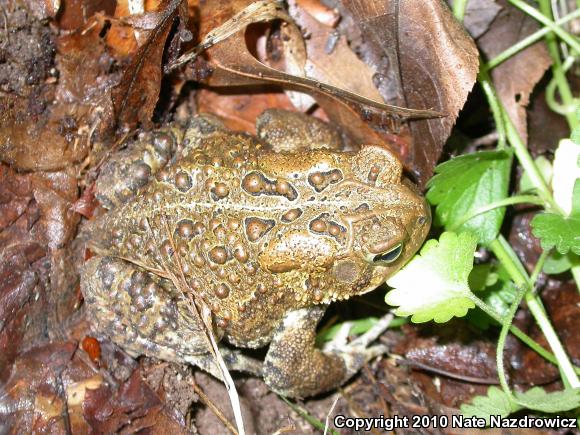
450 195 543 230
502 108 563 213
530 249 549 285
545 55 577 117
490 237 580 386
496 285 527 402
537 0 579 128
452 0 469 21
508 0 580 54
478 67 507 149
468 293 570 369
487 9 580 69
525 296 580 387
491 236 530 285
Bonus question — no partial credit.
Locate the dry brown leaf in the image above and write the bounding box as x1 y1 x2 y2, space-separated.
111 0 188 128
288 0 384 103
190 1 439 119
0 160 80 380
56 15 114 104
0 165 45 377
105 0 164 56
0 342 80 431
331 0 479 185
56 0 116 30
295 0 340 27
478 0 552 143
528 87 570 154
83 368 188 433
29 168 80 250
0 96 93 171
196 88 296 133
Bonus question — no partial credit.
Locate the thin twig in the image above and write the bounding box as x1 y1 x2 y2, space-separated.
159 215 247 434
191 382 239 435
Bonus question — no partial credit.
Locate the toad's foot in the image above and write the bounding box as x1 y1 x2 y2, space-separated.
263 307 392 398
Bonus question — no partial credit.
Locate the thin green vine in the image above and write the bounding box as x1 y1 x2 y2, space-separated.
496 285 527 404
508 0 580 54
491 237 580 387
487 9 580 69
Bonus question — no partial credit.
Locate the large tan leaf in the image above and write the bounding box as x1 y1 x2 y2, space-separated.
332 0 479 185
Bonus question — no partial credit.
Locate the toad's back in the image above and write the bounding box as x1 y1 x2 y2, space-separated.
87 114 428 348
82 111 430 398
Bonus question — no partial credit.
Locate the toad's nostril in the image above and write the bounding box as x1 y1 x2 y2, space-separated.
417 216 427 225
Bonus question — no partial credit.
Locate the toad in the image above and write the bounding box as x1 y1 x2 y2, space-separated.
81 109 430 398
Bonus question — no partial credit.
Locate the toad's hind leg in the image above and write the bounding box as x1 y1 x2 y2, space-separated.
256 109 349 152
263 306 388 398
95 128 183 210
81 256 262 377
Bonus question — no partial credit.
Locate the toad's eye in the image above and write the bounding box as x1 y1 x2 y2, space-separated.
373 243 403 263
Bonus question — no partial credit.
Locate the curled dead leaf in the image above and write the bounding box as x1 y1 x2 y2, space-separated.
196 88 297 133
111 0 188 128
174 1 439 119
331 0 479 185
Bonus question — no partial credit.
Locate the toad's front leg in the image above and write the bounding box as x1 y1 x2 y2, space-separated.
263 306 389 398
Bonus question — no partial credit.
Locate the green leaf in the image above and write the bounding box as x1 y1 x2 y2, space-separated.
467 264 515 330
531 213 580 255
427 150 512 245
385 232 477 323
515 386 580 413
461 386 580 425
460 387 520 425
530 179 580 254
543 251 580 274
468 264 498 292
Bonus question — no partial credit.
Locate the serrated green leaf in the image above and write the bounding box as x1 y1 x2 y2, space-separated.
461 386 580 425
531 213 580 255
427 150 512 245
515 386 580 413
385 232 477 323
543 251 580 274
460 387 520 425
